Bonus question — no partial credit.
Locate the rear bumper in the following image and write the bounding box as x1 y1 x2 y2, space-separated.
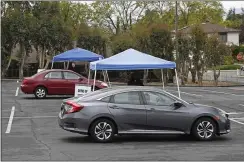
58 112 89 135
20 84 34 94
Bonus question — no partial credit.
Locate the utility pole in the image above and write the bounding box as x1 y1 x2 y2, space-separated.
175 1 179 68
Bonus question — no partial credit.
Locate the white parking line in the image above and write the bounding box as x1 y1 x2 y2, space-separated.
15 87 19 96
226 112 244 115
199 89 244 97
2 116 57 119
239 104 244 107
230 117 244 120
166 90 203 97
230 119 244 125
5 106 15 133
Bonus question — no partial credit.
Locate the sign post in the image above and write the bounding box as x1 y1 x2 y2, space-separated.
74 84 91 97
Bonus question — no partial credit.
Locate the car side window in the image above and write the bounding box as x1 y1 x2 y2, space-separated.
143 91 175 106
44 72 62 79
63 72 80 80
100 96 111 103
112 92 141 105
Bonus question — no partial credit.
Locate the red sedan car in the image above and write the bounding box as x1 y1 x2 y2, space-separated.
20 69 108 99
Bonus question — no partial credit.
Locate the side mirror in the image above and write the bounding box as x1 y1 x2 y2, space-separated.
173 101 183 109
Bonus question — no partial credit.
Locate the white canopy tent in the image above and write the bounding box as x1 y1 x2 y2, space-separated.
89 48 181 98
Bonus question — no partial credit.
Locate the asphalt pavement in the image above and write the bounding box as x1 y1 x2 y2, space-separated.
1 81 244 161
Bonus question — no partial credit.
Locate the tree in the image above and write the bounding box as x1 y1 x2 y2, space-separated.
177 32 191 85
32 2 72 69
204 34 231 86
89 1 149 34
190 25 207 85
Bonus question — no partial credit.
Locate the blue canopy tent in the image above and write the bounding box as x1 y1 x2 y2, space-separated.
89 48 181 98
51 48 104 69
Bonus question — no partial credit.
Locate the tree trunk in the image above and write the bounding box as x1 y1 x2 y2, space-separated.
197 71 203 86
44 55 51 69
190 69 196 83
143 70 148 84
184 63 189 82
213 67 220 86
39 47 45 69
19 44 27 79
2 55 13 77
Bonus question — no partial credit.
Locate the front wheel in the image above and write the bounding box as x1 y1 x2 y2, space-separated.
192 117 217 141
34 86 47 99
89 119 115 143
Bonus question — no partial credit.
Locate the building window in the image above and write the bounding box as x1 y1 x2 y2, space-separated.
219 33 227 42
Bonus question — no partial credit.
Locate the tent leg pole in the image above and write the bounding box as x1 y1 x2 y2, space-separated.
64 62 65 69
93 65 97 92
51 62 53 69
87 68 91 87
175 68 181 99
161 69 165 90
102 70 106 82
106 70 111 87
67 61 70 69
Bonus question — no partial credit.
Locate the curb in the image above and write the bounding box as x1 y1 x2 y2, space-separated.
111 83 244 87
1 79 244 87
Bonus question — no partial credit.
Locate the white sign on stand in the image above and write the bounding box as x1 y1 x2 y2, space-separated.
75 84 92 97
37 69 45 73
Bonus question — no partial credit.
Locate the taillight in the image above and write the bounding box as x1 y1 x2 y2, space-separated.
22 79 28 84
65 101 84 114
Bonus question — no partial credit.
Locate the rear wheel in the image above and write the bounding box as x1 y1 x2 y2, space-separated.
192 117 217 141
34 86 47 99
89 119 115 143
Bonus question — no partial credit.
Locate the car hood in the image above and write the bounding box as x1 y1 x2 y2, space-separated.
191 103 226 113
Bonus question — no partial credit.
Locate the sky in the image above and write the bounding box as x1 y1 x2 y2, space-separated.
221 1 244 12
80 1 244 11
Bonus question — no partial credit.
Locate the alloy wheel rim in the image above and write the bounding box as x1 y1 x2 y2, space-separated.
36 89 45 98
197 121 214 139
94 122 112 140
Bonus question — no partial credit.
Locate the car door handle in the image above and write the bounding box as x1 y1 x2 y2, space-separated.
109 105 120 109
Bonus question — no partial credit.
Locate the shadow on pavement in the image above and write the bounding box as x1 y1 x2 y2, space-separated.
21 96 71 100
60 135 230 144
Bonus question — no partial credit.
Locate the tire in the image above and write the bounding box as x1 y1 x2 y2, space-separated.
89 119 115 143
192 117 217 141
34 86 47 99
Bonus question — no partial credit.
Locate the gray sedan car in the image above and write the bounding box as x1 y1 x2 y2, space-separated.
58 86 230 143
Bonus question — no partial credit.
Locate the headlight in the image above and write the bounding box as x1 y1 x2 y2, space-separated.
219 111 228 118
101 82 108 87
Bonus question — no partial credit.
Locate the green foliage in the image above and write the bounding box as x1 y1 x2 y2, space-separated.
224 56 234 65
214 64 241 70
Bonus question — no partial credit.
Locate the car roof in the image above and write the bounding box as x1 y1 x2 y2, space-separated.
43 69 74 72
81 86 167 98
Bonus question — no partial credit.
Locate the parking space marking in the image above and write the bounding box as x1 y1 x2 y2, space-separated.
230 118 244 125
5 106 15 134
226 112 244 115
199 89 244 97
2 115 57 119
15 87 19 96
230 117 244 120
239 104 244 107
166 90 203 97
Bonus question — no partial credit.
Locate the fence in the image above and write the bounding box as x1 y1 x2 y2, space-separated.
188 70 244 83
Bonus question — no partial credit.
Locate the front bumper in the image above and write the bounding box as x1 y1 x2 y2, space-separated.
218 118 231 135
